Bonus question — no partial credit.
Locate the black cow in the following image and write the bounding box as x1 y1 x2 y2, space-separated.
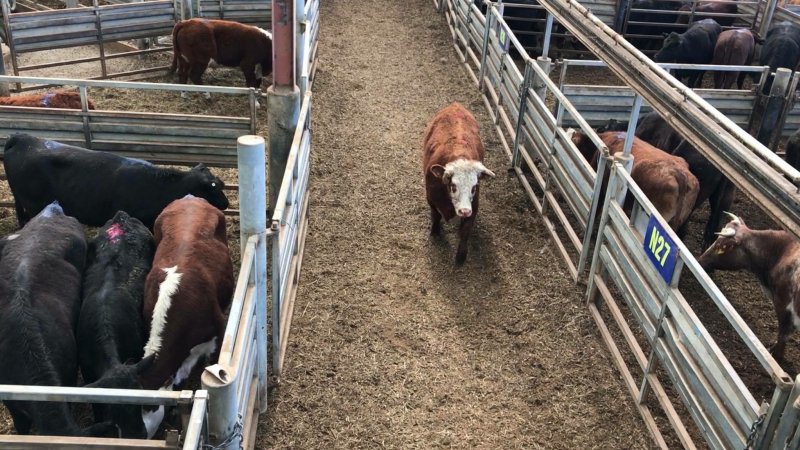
654 18 722 87
634 112 735 248
77 211 156 439
626 0 685 51
0 203 115 437
3 134 229 230
760 21 800 93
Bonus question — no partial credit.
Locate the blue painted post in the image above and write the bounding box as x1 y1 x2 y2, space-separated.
237 135 268 413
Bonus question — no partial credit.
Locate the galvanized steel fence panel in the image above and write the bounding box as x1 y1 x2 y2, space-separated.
0 386 209 448
0 75 258 166
302 0 320 91
586 162 795 449
270 92 312 381
1 0 175 83
194 0 270 27
619 0 761 53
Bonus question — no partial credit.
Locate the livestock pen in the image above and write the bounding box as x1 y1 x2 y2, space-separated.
0 0 318 447
439 0 800 447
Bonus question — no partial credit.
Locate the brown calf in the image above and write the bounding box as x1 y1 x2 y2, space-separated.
569 130 699 233
712 29 756 89
170 18 272 95
423 102 495 265
0 91 96 110
138 195 234 438
699 214 800 360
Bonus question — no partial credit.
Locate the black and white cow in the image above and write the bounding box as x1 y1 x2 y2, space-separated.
3 134 229 230
0 203 116 437
77 210 156 439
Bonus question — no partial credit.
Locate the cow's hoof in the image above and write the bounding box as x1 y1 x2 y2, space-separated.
430 225 441 236
455 251 467 266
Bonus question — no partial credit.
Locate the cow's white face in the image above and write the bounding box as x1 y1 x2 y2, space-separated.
430 159 495 218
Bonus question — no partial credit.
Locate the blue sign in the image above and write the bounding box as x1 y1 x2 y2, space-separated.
497 24 510 52
643 215 678 284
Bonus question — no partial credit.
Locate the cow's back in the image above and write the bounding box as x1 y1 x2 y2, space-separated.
423 103 484 170
0 213 85 387
602 133 699 227
4 135 127 225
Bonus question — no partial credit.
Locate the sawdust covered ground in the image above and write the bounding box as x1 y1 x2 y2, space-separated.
258 1 654 448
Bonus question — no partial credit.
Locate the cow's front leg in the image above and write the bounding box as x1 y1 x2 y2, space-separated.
188 65 210 100
429 203 442 236
770 307 795 361
456 215 475 265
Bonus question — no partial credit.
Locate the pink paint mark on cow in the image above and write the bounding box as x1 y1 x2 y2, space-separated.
106 223 125 243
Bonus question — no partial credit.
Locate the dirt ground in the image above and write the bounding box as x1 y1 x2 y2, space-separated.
257 1 656 449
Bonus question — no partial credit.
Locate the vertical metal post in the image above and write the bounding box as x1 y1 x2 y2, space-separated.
759 0 779 38
92 0 108 79
200 366 239 450
586 160 621 289
541 13 554 59
79 85 91 148
621 94 642 160
295 0 307 95
1 0 20 92
237 135 268 413
511 61 532 168
0 38 8 97
755 68 792 149
478 5 494 92
638 301 668 404
268 0 301 214
577 150 608 276
613 0 630 32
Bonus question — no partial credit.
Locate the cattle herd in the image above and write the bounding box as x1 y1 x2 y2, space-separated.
0 15 272 440
0 134 234 438
3 0 800 442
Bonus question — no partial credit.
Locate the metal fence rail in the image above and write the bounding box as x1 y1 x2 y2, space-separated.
270 91 312 381
0 75 259 166
193 0 270 27
618 0 761 52
201 136 269 450
300 0 320 92
0 386 209 449
1 0 176 86
586 161 793 449
558 60 769 129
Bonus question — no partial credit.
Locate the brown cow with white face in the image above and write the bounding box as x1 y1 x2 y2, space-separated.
423 102 495 265
699 213 800 361
170 18 272 101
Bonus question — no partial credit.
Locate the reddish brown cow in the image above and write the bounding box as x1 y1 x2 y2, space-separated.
699 214 800 360
138 195 234 438
170 18 272 97
569 130 700 233
676 1 737 26
423 102 495 265
712 29 756 89
0 91 96 109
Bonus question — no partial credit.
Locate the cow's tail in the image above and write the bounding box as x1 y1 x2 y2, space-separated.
674 167 699 229
170 22 183 74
